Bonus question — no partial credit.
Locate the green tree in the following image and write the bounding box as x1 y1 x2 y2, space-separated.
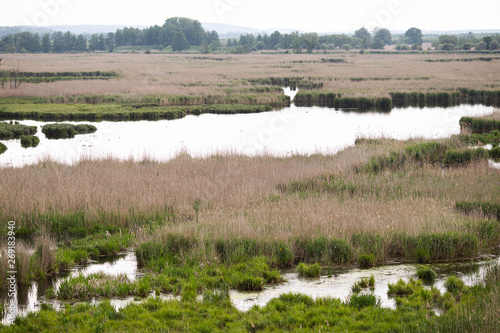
374 28 392 45
41 34 51 53
301 33 319 53
490 40 500 50
438 34 458 46
371 37 385 49
482 36 492 49
164 17 204 46
201 41 210 54
354 27 371 49
255 41 265 50
106 32 115 52
405 27 423 44
291 36 302 53
171 31 190 52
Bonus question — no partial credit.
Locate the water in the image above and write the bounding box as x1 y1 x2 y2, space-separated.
0 88 497 167
2 249 499 323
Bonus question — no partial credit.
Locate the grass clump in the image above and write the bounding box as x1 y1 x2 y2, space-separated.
297 262 321 278
0 121 37 139
57 272 136 299
351 275 375 293
416 266 438 282
0 142 6 154
348 293 379 309
357 254 376 268
20 135 40 148
42 123 97 139
444 275 466 295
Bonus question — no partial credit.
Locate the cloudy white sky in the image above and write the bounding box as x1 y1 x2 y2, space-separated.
3 0 499 32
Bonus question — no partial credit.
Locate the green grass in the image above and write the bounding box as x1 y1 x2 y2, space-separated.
0 142 6 154
460 117 500 133
416 266 438 282
41 123 97 139
0 121 37 139
297 262 321 278
20 135 40 148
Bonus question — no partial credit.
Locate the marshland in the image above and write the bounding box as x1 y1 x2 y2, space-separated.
1 33 500 332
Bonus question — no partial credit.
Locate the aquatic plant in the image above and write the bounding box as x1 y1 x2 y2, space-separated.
20 135 40 148
42 123 97 139
297 262 321 278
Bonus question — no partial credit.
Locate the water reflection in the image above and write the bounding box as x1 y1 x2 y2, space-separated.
0 88 496 167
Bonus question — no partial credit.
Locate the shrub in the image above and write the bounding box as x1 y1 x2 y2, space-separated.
297 263 321 278
42 123 97 139
357 254 376 268
20 135 40 148
416 266 437 282
444 276 465 294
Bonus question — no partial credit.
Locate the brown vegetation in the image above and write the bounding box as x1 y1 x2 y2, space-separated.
0 53 499 99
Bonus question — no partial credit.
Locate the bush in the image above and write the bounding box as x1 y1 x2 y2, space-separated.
444 276 465 294
42 123 97 139
20 135 40 148
357 254 376 268
416 266 437 282
297 263 321 278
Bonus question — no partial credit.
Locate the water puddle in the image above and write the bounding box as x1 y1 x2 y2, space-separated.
2 248 499 324
0 88 497 167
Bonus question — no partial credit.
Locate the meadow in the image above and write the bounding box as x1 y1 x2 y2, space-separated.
0 51 500 331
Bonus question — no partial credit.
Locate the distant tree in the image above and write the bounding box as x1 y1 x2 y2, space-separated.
75 34 87 52
255 41 265 50
371 37 385 49
342 44 352 51
482 36 492 49
41 34 51 53
106 33 115 52
171 31 190 52
227 39 232 47
438 34 458 47
374 28 392 45
269 31 282 49
490 40 500 50
476 41 487 50
354 27 372 49
301 33 319 53
462 43 472 50
98 34 106 51
201 41 210 54
405 27 423 44
163 17 204 46
291 36 302 53
411 43 423 51
52 31 64 52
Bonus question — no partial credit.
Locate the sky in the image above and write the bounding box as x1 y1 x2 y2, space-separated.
3 0 500 32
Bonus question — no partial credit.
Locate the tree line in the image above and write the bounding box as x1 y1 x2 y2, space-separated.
0 17 219 53
1 19 499 54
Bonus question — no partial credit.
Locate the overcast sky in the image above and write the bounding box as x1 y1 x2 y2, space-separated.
3 0 499 32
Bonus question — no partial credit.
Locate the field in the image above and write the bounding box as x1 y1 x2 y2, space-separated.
0 52 499 100
1 51 500 332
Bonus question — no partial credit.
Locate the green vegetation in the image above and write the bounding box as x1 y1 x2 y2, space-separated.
297 262 321 278
0 102 277 122
6 71 119 84
358 254 376 267
20 135 39 147
351 275 375 292
5 266 500 332
42 123 97 139
0 141 6 154
0 121 37 139
294 91 393 111
416 266 438 282
460 117 500 133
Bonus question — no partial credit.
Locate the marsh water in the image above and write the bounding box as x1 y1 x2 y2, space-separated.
2 249 499 323
0 88 498 167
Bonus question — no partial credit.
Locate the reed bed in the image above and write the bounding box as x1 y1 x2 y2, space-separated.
0 53 499 99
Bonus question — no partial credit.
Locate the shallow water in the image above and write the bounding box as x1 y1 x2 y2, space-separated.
0 88 496 167
2 249 499 323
